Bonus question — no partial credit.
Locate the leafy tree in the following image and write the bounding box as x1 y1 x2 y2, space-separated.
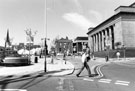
50 36 59 52
115 42 121 49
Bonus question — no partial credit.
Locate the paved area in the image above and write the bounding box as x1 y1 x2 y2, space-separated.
0 56 134 77
0 57 74 76
74 56 135 74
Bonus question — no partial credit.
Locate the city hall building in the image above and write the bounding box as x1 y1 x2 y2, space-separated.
87 3 135 57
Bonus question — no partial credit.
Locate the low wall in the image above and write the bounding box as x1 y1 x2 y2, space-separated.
94 48 135 58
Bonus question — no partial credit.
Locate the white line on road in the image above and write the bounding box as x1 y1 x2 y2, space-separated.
94 64 104 78
56 78 65 91
99 79 112 81
0 89 27 91
115 82 129 86
98 79 112 83
116 80 130 84
115 80 130 86
83 78 94 81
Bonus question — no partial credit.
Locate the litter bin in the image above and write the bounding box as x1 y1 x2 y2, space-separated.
34 56 38 63
39 54 42 58
105 56 109 62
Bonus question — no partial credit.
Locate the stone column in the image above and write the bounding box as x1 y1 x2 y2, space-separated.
77 42 78 54
92 36 94 52
111 25 115 49
98 32 101 51
97 33 99 51
102 30 105 51
95 34 97 52
96 34 98 51
109 27 112 49
100 32 102 51
105 29 108 49
81 42 83 52
93 35 96 52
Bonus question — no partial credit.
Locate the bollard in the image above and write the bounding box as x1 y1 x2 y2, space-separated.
116 51 120 60
39 54 42 58
51 56 53 64
65 60 66 64
34 56 38 63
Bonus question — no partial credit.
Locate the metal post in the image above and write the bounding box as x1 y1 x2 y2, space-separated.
108 46 109 61
44 38 47 72
29 43 30 62
123 45 126 61
44 0 47 72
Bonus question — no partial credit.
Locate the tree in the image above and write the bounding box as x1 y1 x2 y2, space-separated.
115 42 121 49
50 36 59 52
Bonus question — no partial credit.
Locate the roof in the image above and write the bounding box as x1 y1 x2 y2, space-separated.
74 36 88 41
129 2 135 7
56 38 72 43
87 2 135 35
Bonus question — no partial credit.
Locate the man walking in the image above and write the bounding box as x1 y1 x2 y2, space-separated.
76 47 92 77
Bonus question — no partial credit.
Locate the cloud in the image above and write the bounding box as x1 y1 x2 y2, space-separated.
89 10 103 24
70 0 83 13
63 13 95 30
73 0 81 8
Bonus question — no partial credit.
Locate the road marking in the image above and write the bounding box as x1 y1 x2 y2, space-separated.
83 78 94 81
115 80 130 86
68 79 75 91
94 64 104 78
56 78 65 91
98 79 112 83
0 89 27 91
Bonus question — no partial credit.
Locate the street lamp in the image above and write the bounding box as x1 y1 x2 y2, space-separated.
41 38 49 72
122 45 126 61
44 0 47 72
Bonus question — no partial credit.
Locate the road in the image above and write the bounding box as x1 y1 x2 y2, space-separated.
0 56 135 91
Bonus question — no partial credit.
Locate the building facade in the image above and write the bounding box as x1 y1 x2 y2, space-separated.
73 36 88 55
87 3 135 57
55 37 73 54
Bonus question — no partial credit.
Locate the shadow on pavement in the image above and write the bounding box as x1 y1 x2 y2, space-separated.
0 70 64 90
76 74 98 77
0 63 34 67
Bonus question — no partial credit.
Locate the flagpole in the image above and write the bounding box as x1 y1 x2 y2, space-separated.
44 0 47 72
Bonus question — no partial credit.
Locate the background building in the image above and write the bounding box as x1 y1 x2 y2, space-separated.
55 37 73 54
73 36 88 55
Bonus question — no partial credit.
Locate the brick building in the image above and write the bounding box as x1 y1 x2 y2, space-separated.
87 2 135 57
55 37 73 54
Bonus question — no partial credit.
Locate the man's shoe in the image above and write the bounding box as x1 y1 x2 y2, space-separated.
89 75 93 77
76 74 79 77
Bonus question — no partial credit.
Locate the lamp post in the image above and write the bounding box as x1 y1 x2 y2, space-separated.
122 45 126 61
43 0 47 72
41 38 49 72
44 38 47 72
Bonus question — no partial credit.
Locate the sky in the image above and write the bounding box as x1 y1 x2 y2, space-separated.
0 0 135 50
